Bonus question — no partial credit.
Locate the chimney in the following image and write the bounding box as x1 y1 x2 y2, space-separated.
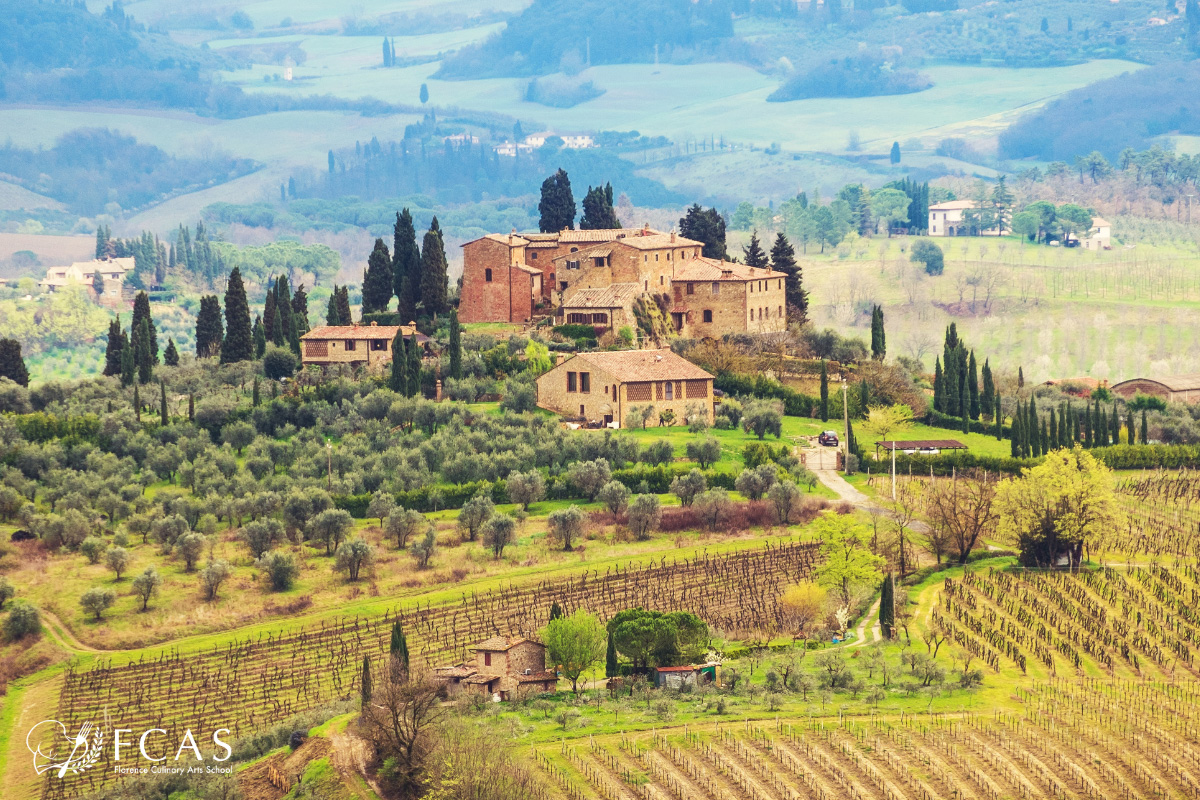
670 230 676 243
642 223 650 236
370 320 378 326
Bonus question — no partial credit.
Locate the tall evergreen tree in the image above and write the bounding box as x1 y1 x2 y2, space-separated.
879 573 895 639
769 233 808 323
858 379 869 415
550 601 564 621
195 296 223 359
253 316 266 359
538 169 576 232
981 359 994 414
679 204 727 260
103 318 126 376
870 305 886 360
580 183 621 229
419 218 449 317
390 622 409 673
326 286 343 325
1141 409 1149 445
392 209 421 320
448 309 462 380
819 361 829 421
361 655 372 706
1126 410 1136 447
0 338 29 387
263 283 278 343
1048 407 1058 449
274 277 294 347
221 267 254 364
1110 403 1121 446
163 338 179 367
933 357 944 413
135 317 153 384
133 383 140 421
1028 396 1039 457
994 394 1003 440
742 231 769 268
968 351 980 420
336 286 352 326
159 380 168 425
605 633 618 678
362 238 394 314
120 341 135 386
130 291 158 366
406 334 421 397
291 284 310 336
389 330 408 393
1010 406 1022 458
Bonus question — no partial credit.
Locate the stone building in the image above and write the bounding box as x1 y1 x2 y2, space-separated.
669 258 787 337
434 636 557 701
1111 375 1200 404
536 348 714 427
299 321 425 371
39 257 133 294
560 283 641 331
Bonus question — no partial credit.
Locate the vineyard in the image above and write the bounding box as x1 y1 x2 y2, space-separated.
936 564 1200 679
534 678 1200 800
44 541 818 799
1111 470 1200 559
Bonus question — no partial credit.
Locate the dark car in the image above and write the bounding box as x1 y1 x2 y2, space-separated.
818 430 839 447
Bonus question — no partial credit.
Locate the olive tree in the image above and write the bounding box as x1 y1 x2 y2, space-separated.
131 567 162 611
670 469 707 506
483 514 515 559
548 505 586 551
257 550 300 591
335 537 376 582
411 526 437 569
568 459 611 501
596 480 631 514
174 532 207 571
506 470 546 510
686 437 722 469
105 546 131 580
200 559 234 601
309 508 354 556
80 587 116 621
735 464 778 501
456 494 494 542
386 508 425 549
769 480 803 524
240 519 284 559
4 600 40 639
627 494 661 541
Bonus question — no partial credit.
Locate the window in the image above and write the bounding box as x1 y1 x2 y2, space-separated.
593 257 605 267
778 279 783 290
567 372 577 392
644 255 648 262
664 381 674 400
371 339 387 351
570 247 578 253
559 281 568 291
612 385 617 401
711 282 719 295
485 268 493 282
687 283 694 295
530 252 538 260
566 260 580 270
667 252 671 260
703 309 713 323
580 372 591 393
659 275 664 285
344 340 357 351
580 404 585 415
779 305 783 317
655 253 659 261
484 652 491 667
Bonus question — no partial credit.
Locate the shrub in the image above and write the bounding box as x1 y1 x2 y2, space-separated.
334 537 376 581
0 576 14 610
627 494 661 540
80 586 116 620
4 600 40 639
911 240 944 276
79 536 107 564
263 345 297 380
258 550 300 591
596 480 631 514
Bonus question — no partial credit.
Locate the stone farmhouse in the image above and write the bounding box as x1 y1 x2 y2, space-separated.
434 636 557 701
39 257 132 294
1111 375 1200 404
460 225 788 338
927 201 1005 237
299 321 427 371
536 348 714 427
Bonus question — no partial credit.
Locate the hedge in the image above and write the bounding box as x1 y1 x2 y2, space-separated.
1093 444 1200 470
868 451 1040 476
714 373 818 418
925 410 1011 439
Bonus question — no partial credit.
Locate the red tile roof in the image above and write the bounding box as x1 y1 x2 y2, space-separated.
557 349 714 383
472 636 541 652
674 257 786 282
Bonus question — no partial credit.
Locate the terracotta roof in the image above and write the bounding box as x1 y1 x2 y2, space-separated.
474 233 530 247
562 283 640 309
875 440 968 451
558 349 714 383
515 670 559 683
463 674 497 685
302 325 402 339
674 256 786 282
472 636 540 652
1113 375 1200 392
513 262 542 275
610 233 701 251
1090 217 1111 230
435 665 477 679
559 228 655 243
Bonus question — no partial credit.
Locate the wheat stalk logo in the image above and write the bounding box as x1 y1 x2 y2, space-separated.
26 720 104 777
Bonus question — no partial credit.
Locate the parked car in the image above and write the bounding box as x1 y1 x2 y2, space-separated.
818 430 839 447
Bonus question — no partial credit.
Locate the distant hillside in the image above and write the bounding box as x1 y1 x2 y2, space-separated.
998 63 1200 161
437 0 735 78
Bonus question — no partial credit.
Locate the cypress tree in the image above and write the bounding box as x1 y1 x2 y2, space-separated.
1048 407 1058 450
1010 407 1022 458
326 286 342 325
538 168 575 232
103 318 126 376
1141 409 1149 444
133 383 140 421
961 383 969 434
163 338 178 367
131 291 158 365
1040 416 1049 455
879 573 895 639
968 351 980 420
120 342 135 387
136 318 153 384
419 218 449 317
1111 403 1121 446
263 285 277 343
188 393 194 422
389 622 409 673
0 338 29 388
870 305 886 360
361 656 372 705
1126 409 1136 447
1094 402 1106 447
581 183 621 230
195 296 223 358
819 361 829 421
392 209 421 320
159 381 168 425
858 379 869 415
1083 400 1093 448
221 267 254 363
291 283 310 337
389 330 407 393
981 359 994 415
994 394 1003 440
253 315 266 358
336 286 352 326
252 376 261 408
605 633 618 678
406 334 421 397
550 601 564 621
362 238 394 314
448 309 462 380
1072 404 1081 444
933 357 943 413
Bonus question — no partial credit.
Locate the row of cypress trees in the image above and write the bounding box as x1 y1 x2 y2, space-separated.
1010 395 1149 458
102 291 180 386
933 323 994 422
360 210 449 320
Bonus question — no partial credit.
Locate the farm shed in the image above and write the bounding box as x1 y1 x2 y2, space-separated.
874 440 967 458
652 663 720 689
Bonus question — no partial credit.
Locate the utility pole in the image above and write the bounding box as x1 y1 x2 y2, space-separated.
326 440 332 491
842 378 850 475
891 442 897 502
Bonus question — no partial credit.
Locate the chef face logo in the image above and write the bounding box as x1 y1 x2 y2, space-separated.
27 720 103 778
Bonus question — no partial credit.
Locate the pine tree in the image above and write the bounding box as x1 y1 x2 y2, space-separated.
195 295 223 359
879 573 895 639
448 309 462 380
679 204 728 260
0 338 29 387
361 656 372 706
742 231 768 268
538 169 576 232
605 633 618 678
819 361 829 421
163 338 178 367
968 351 980 420
103 318 126 377
769 233 808 323
580 183 621 229
389 330 407 393
392 209 421 320
221 267 254 364
253 316 266 358
362 238 394 314
419 218 449 317
407 334 421 397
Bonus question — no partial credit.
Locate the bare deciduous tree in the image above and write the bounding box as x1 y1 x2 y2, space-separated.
361 669 444 797
923 470 998 565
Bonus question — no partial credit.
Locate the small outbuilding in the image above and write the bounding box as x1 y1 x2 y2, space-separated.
1111 375 1200 405
434 636 558 701
874 439 968 458
652 663 720 689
